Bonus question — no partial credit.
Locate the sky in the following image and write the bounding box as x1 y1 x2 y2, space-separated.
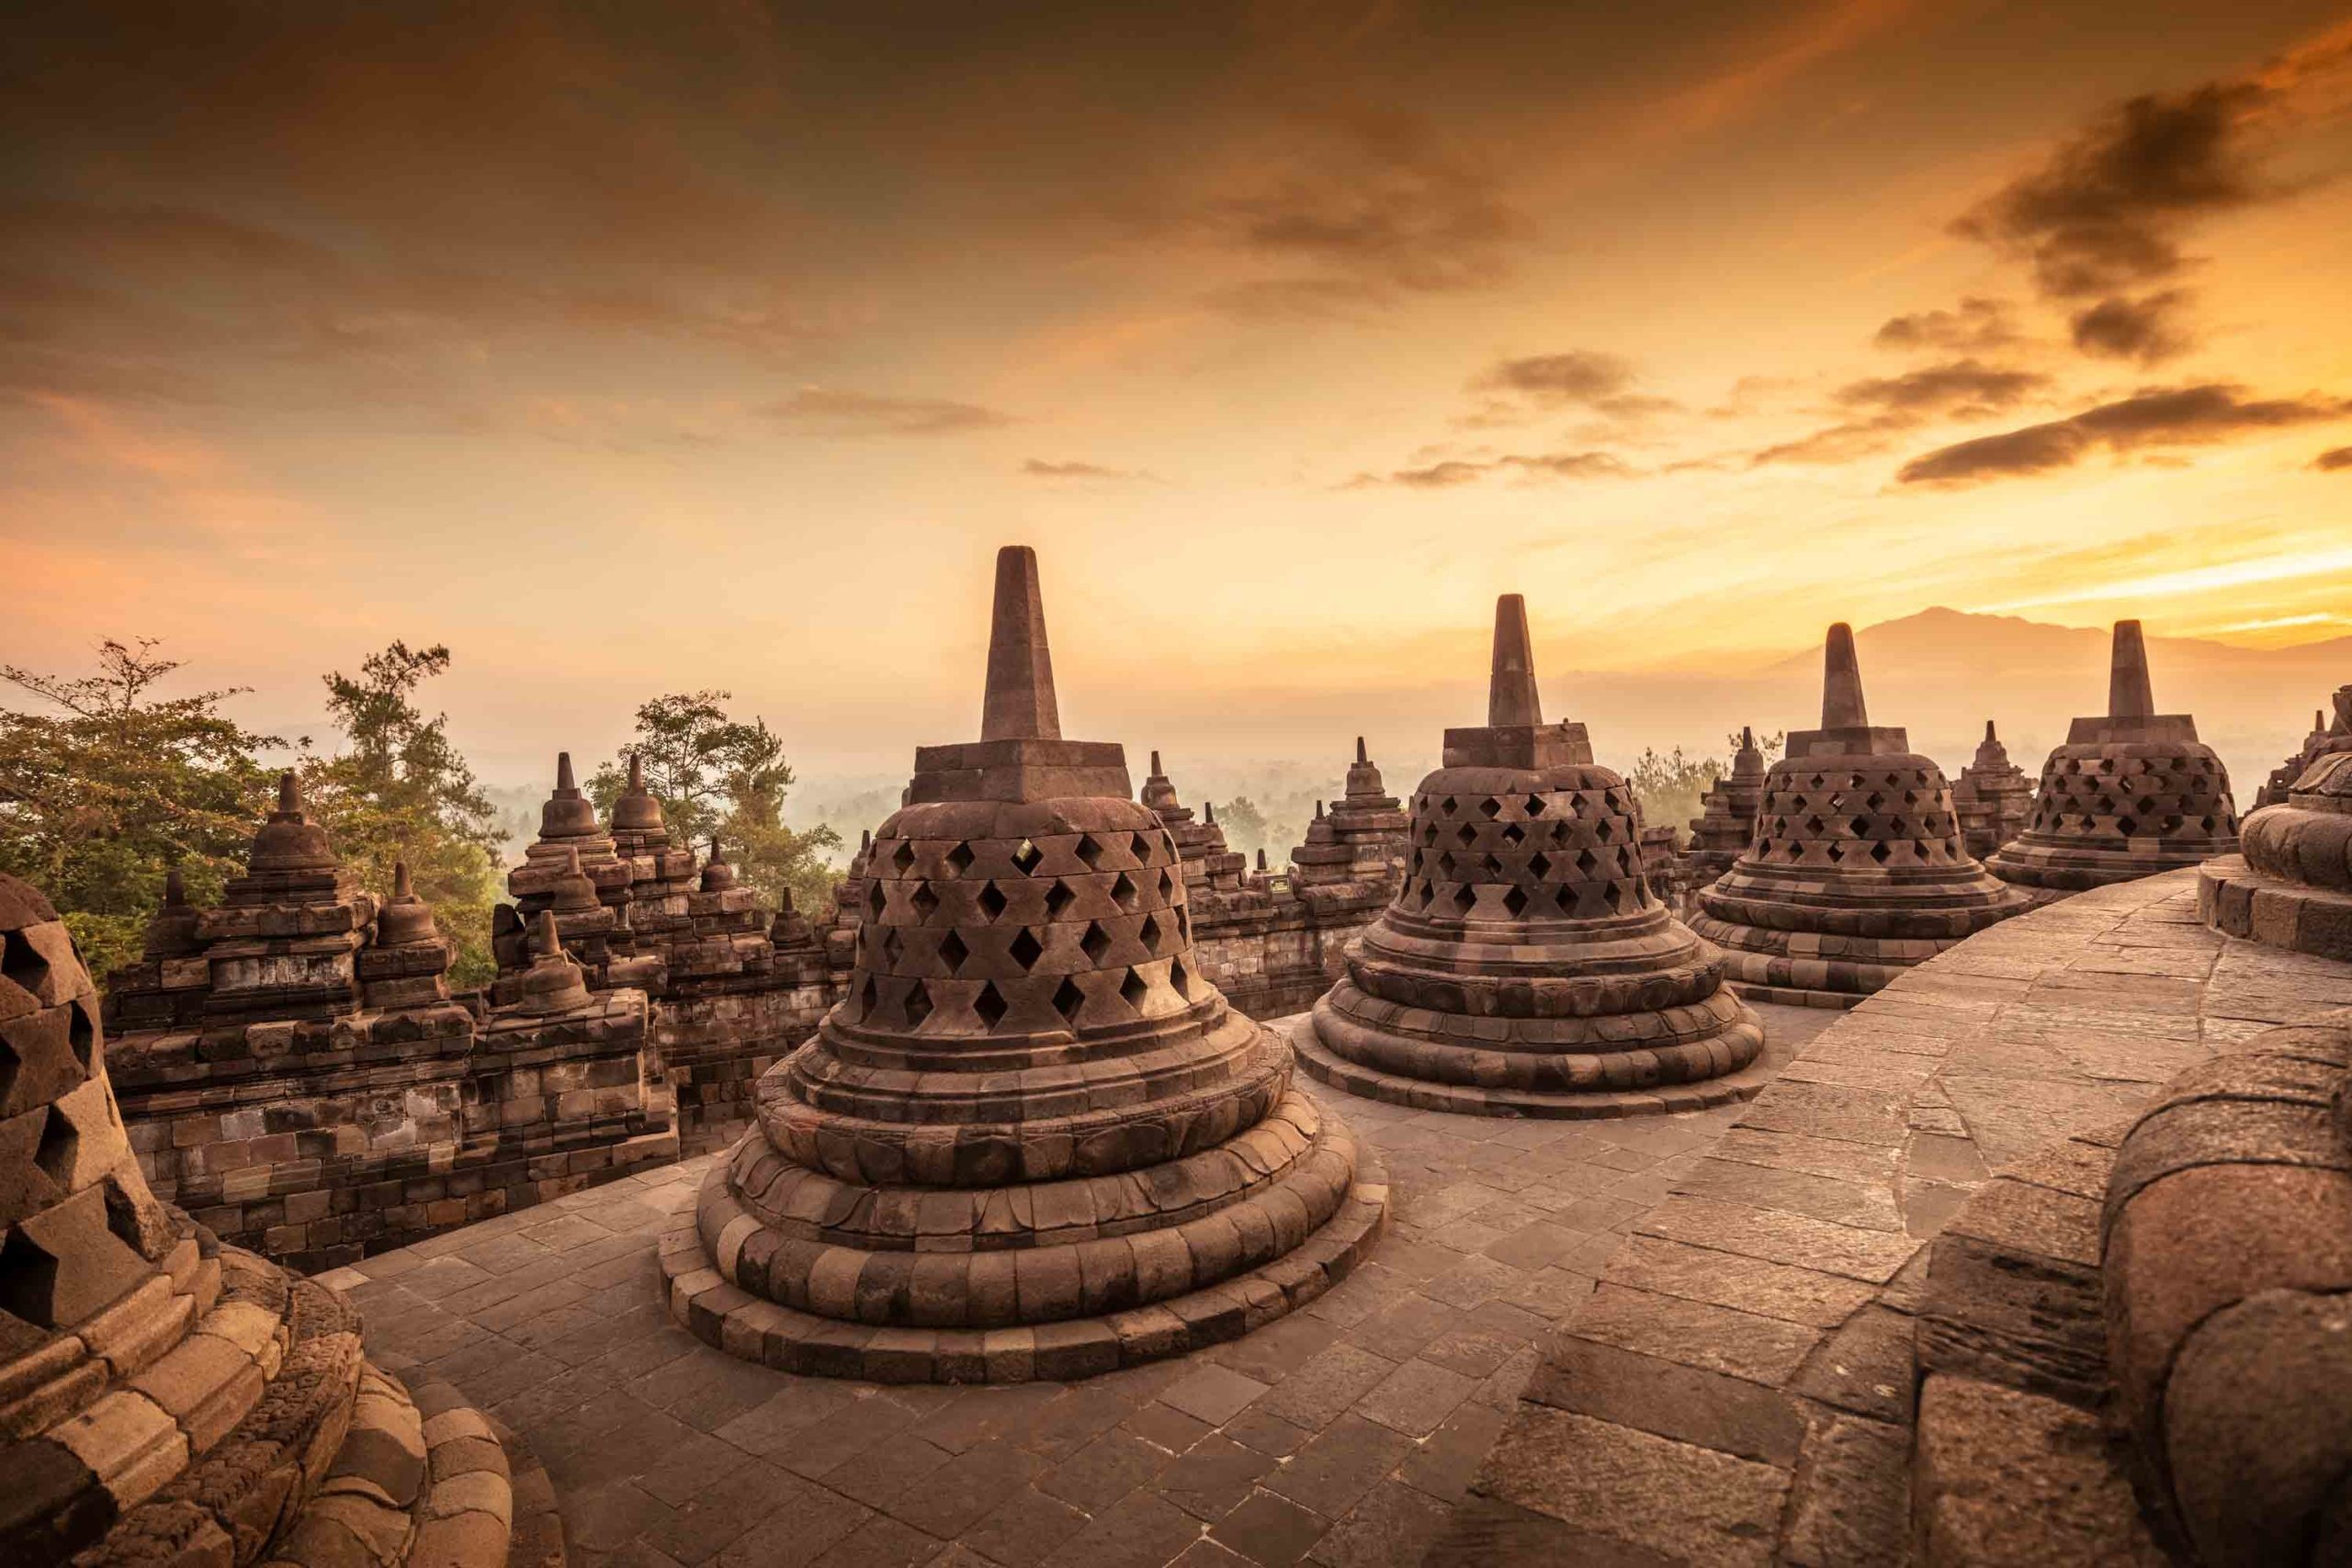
5 2 2352 798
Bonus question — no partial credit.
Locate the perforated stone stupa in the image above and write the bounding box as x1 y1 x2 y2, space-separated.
1950 719 2035 860
659 546 1386 1382
1690 624 2027 1007
1294 594 1768 1116
0 873 529 1568
1986 620 2239 906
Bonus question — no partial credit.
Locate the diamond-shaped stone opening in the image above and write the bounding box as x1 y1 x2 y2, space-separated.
1169 957 1190 998
68 999 94 1071
0 1225 67 1328
1804 817 1826 836
1421 825 1440 847
1826 843 1845 863
1045 880 1075 919
1865 792 1884 810
945 841 975 875
1575 848 1599 874
1441 796 1458 815
973 982 1010 1030
1849 817 1870 837
1138 912 1162 952
1012 840 1043 875
1602 881 1625 912
1455 823 1477 848
904 981 934 1030
34 1103 77 1186
1478 797 1502 819
1480 854 1504 879
1174 907 1190 942
1553 884 1576 914
1 930 50 998
1870 840 1892 863
891 840 916 874
1053 976 1086 1025
1130 831 1154 863
857 976 877 1019
912 882 941 920
1009 928 1045 972
1528 852 1552 879
1450 884 1476 915
1080 921 1112 964
978 883 1009 921
1522 795 1544 818
867 882 888 919
1594 818 1614 842
1502 886 1529 917
1076 834 1105 870
1111 872 1139 912
1159 869 1175 900
2118 816 2139 836
938 930 970 974
1120 966 1150 1013
1500 823 1525 846
881 928 905 966
1436 852 1457 878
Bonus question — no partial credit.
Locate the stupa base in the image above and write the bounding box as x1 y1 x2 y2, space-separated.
659 1134 1388 1384
2199 852 2352 963
1289 1016 1774 1116
1690 913 2003 1008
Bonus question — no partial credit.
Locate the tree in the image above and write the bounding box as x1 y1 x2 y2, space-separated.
0 639 281 979
300 642 503 986
587 691 841 914
1626 748 1720 847
1214 795 1271 861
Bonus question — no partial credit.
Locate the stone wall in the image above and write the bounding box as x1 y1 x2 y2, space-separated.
1186 886 1386 1021
654 979 836 1151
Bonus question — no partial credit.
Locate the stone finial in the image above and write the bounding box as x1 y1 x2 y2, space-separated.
1204 801 1217 826
1487 594 1544 728
2108 619 2155 720
249 770 337 874
1821 624 1869 729
1742 726 1756 751
1256 848 1268 871
164 865 186 906
1356 736 1368 764
376 858 441 948
540 749 600 838
701 836 738 893
779 888 795 912
861 829 873 852
277 770 300 816
532 908 562 957
551 842 600 912
1314 799 1326 820
628 751 644 791
612 749 667 833
979 544 1061 742
392 861 413 899
1986 720 1998 743
1151 750 1163 776
557 751 577 792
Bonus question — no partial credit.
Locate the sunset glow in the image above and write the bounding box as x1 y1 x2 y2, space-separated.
5 3 2350 786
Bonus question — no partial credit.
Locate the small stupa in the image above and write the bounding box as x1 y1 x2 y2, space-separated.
1950 720 2037 859
1986 621 2239 905
1289 739 1411 902
608 750 700 957
1295 594 1768 1115
1684 727 1770 889
1690 624 2028 1006
660 546 1385 1381
496 750 642 980
1142 751 1250 902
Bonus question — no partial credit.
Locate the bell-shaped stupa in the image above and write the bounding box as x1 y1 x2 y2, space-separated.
2200 742 2352 961
660 546 1386 1382
1985 621 2239 906
1294 595 1768 1116
1690 624 2028 1006
0 874 524 1566
2254 685 2352 807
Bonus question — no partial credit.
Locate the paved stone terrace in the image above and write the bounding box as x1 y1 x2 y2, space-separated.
321 1008 1837 1568
1437 867 2352 1565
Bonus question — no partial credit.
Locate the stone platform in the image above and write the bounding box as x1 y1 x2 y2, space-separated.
1437 867 2352 1565
318 1007 1836 1568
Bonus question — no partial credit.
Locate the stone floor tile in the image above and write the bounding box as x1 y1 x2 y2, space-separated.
1121 1400 1216 1455
1158 1433 1278 1522
1038 1490 1205 1568
1306 1480 1453 1568
808 1516 944 1568
1261 1414 1415 1518
1256 1344 1398 1429
1038 1427 1174 1512
1209 1490 1330 1568
1159 1363 1271 1427
958 1487 1091 1568
1221 1409 1314 1459
830 1435 959 1511
886 1441 1047 1540
1351 1359 1479 1439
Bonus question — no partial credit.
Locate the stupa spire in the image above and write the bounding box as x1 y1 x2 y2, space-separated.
277 770 300 815
1487 594 1543 727
392 860 413 899
1356 736 1368 764
1822 624 1868 729
2109 620 2155 720
979 544 1061 741
557 750 577 792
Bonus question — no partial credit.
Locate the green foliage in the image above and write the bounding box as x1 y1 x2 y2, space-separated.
587 691 841 914
1626 747 1718 847
1213 795 1272 862
300 642 503 987
0 638 280 980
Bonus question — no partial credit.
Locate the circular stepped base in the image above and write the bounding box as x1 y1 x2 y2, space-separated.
659 1144 1388 1384
2199 852 2352 962
1288 1019 1777 1118
1719 979 1865 1010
